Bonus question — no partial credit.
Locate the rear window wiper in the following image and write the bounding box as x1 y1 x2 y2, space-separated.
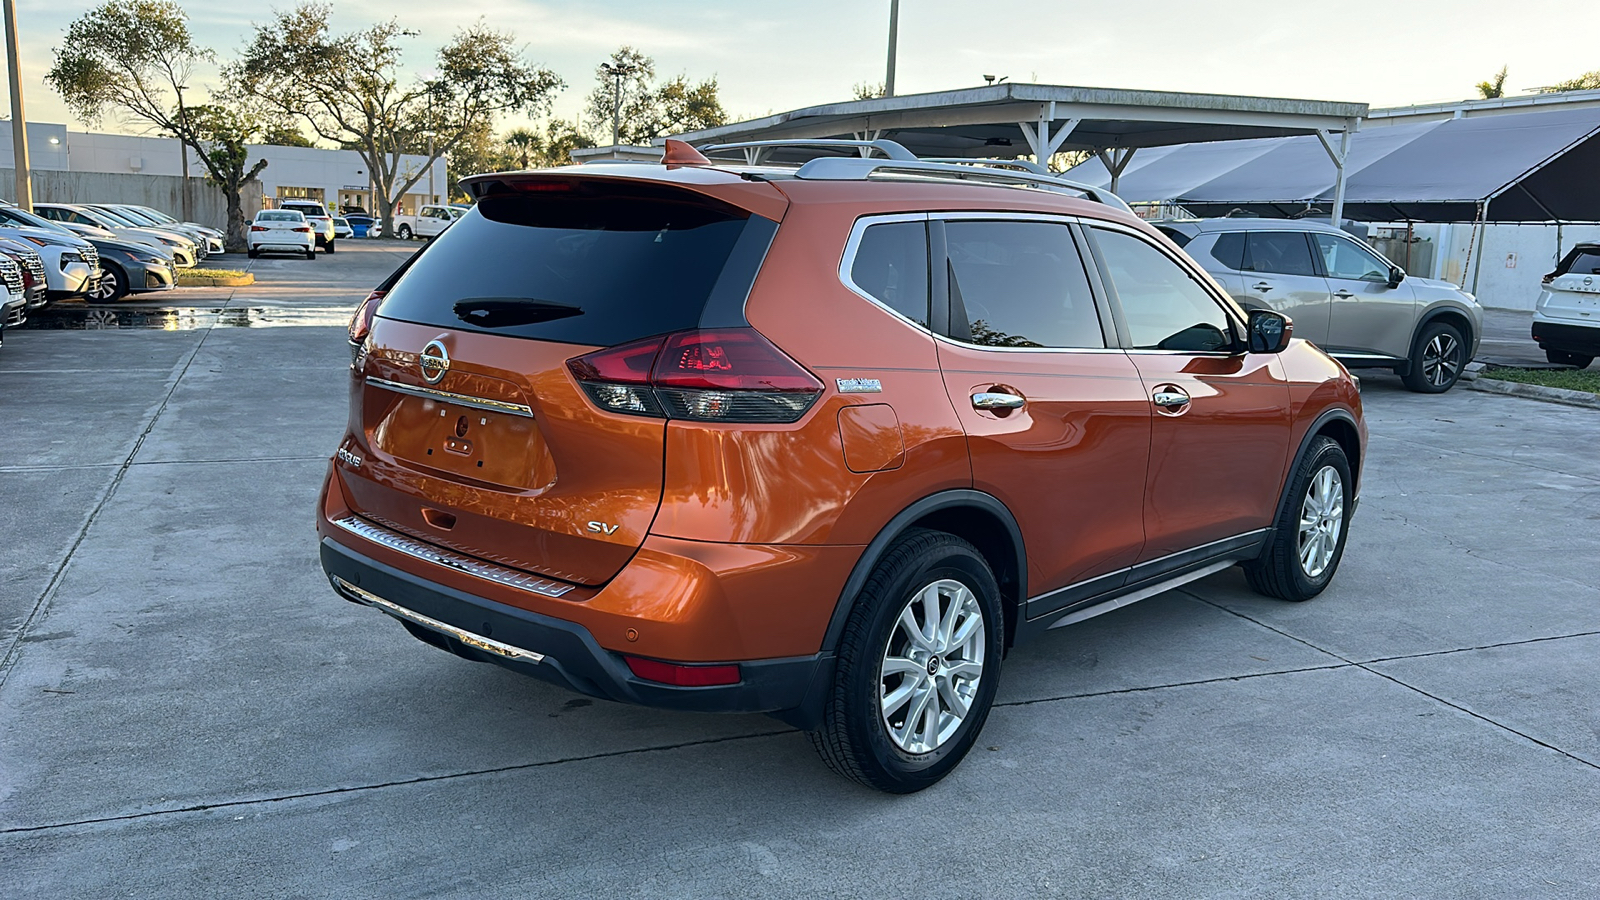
452 297 583 328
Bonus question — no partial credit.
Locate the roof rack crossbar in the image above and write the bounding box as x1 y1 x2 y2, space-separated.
790 157 1133 213
920 157 1051 176
696 139 918 161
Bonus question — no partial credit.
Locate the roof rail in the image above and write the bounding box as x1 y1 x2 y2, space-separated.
791 157 1134 214
696 139 918 161
920 157 1051 176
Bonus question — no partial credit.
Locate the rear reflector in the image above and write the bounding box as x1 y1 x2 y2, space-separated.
624 656 741 687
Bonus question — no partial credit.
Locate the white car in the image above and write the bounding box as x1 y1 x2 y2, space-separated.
0 204 100 302
1532 242 1600 369
332 217 354 240
276 200 337 253
33 203 202 267
247 210 316 259
392 204 466 240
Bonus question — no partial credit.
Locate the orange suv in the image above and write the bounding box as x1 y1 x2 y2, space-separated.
318 140 1365 792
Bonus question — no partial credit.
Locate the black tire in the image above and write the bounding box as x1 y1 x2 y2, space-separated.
809 529 1004 793
86 264 128 303
1545 348 1594 369
397 224 413 240
325 239 336 254
247 248 259 259
1243 436 1353 602
305 247 317 260
1401 320 1467 392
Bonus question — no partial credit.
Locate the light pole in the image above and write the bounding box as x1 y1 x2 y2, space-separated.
175 83 192 222
885 0 900 98
3 0 32 210
601 62 637 147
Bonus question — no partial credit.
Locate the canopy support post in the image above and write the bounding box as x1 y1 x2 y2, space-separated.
852 130 883 158
1317 125 1354 226
1095 147 1138 195
1018 105 1079 167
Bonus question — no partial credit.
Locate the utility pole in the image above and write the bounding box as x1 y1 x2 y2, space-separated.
175 83 192 222
3 0 33 210
885 0 900 98
602 62 637 147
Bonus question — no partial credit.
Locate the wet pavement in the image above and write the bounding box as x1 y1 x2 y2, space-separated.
2 256 1598 897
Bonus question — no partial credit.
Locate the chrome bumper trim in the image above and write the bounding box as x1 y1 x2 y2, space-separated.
365 376 535 418
331 515 575 598
332 576 546 664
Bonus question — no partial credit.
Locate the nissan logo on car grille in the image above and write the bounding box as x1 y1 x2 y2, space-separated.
419 340 450 384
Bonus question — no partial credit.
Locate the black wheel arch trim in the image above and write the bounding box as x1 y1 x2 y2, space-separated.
1268 407 1361 549
1413 304 1476 351
820 489 1026 656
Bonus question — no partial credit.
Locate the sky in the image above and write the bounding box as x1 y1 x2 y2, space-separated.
5 0 1599 139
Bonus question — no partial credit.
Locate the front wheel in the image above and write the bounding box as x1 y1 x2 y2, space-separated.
809 529 1004 793
87 264 128 303
1243 436 1352 601
1545 348 1594 369
1402 321 1466 392
396 224 413 240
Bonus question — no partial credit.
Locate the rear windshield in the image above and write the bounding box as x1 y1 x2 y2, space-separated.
1555 247 1600 277
377 181 775 346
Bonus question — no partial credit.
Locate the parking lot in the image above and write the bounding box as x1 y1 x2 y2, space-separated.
3 242 1599 897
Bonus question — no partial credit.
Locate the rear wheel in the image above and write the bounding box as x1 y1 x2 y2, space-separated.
1243 436 1352 601
1402 321 1466 392
809 529 1004 793
397 224 413 240
325 239 336 254
305 247 317 260
87 264 127 303
1545 348 1594 369
247 248 259 259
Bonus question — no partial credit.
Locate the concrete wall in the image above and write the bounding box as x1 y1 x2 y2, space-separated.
0 168 262 231
1389 222 1600 310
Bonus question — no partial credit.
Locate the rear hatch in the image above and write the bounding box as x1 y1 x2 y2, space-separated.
342 173 786 586
1541 245 1600 322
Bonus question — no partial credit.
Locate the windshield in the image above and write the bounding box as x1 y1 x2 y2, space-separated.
106 207 160 226
0 206 78 236
91 208 141 227
135 207 180 225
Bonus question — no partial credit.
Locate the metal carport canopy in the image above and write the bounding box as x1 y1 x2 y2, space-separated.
1066 106 1600 222
669 83 1365 218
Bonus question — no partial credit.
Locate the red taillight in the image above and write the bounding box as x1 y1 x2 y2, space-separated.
566 328 823 423
348 290 385 344
293 226 311 233
250 225 267 232
624 656 741 687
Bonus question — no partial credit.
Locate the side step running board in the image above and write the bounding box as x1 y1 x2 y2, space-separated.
1047 560 1236 630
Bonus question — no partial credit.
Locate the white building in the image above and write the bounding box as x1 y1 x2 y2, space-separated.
0 120 447 216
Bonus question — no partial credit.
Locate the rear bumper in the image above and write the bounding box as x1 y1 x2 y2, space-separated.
320 537 831 724
1532 318 1600 355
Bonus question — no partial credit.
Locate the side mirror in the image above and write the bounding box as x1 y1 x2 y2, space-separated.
1247 309 1293 354
1388 265 1405 288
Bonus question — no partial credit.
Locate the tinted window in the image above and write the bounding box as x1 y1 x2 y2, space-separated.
1155 226 1191 248
1209 232 1246 270
1093 227 1233 352
1314 234 1389 281
1556 248 1600 276
1246 231 1317 276
945 221 1103 349
378 182 770 346
850 221 929 326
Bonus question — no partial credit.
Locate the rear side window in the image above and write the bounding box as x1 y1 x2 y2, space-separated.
378 182 774 346
1093 227 1233 352
849 221 929 326
1245 231 1317 277
945 221 1104 349
1209 232 1246 270
1155 226 1191 248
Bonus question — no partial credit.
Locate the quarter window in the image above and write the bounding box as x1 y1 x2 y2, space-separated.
1314 234 1390 281
944 220 1104 349
1245 231 1318 277
849 221 929 327
1209 232 1246 270
1093 227 1234 353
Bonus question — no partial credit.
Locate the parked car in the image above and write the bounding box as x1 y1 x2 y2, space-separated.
345 215 380 238
0 203 100 304
117 204 225 254
1157 218 1483 392
276 200 336 253
95 204 223 255
0 237 50 312
1532 242 1600 369
0 253 26 330
332 217 354 240
248 209 316 259
319 141 1367 793
85 236 178 302
32 203 201 268
390 203 464 240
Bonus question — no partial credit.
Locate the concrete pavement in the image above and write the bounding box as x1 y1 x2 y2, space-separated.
3 245 1598 897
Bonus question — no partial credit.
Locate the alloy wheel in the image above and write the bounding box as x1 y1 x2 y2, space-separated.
89 271 118 302
879 578 985 754
1297 465 1344 578
1422 333 1461 388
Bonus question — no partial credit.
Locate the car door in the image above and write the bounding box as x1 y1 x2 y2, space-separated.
1237 230 1332 348
1313 232 1416 359
930 217 1151 606
1085 223 1292 564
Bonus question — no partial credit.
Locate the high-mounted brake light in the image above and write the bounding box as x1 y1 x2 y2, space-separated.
348 290 385 345
567 328 823 424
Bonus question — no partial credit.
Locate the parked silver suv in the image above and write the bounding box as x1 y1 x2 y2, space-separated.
1158 219 1482 392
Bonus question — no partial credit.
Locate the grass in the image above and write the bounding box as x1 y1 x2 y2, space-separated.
1480 366 1600 395
176 268 254 287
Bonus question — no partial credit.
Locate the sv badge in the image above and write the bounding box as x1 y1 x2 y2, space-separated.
587 521 621 535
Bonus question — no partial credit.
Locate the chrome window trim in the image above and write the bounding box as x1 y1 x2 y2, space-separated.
932 334 1126 355
331 515 575 599
366 376 534 418
837 212 936 336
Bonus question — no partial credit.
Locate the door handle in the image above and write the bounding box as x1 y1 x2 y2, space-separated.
1152 387 1191 409
1252 282 1273 292
972 392 1025 410
1333 290 1355 299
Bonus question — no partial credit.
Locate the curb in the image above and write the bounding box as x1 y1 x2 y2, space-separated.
176 271 255 288
1468 376 1600 410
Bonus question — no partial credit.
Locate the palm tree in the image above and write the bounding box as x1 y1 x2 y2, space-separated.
503 128 540 170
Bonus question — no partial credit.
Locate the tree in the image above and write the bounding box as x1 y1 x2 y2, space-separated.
852 81 888 100
260 124 315 148
533 119 595 167
234 3 563 234
1476 66 1509 99
582 47 727 145
503 127 539 169
1547 71 1600 92
46 1 269 250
